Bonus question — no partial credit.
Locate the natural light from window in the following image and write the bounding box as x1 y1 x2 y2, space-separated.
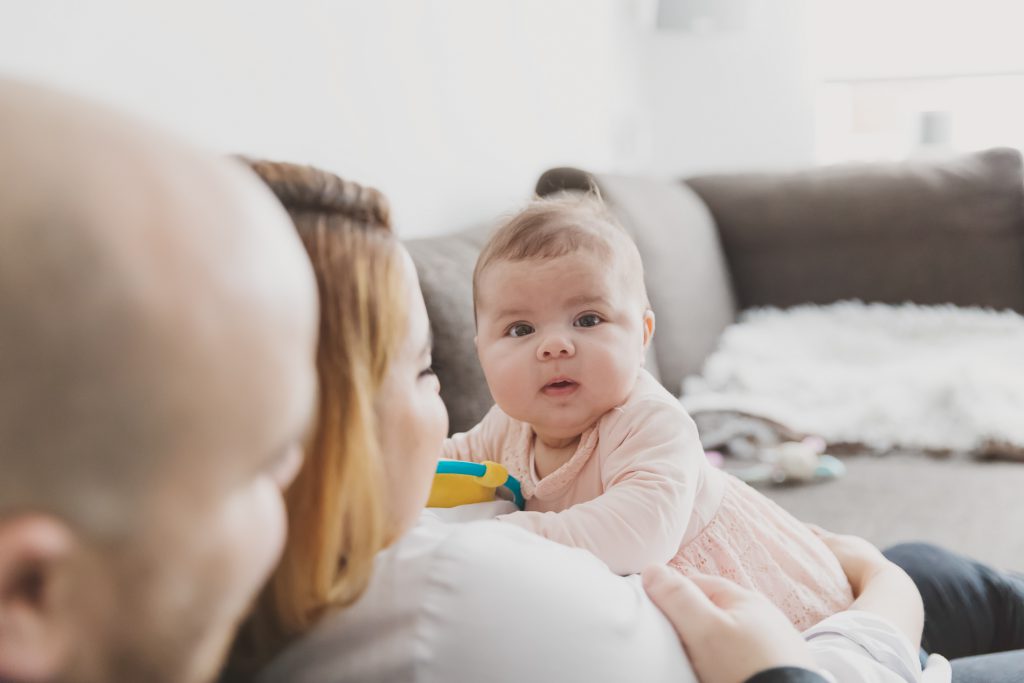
811 0 1024 163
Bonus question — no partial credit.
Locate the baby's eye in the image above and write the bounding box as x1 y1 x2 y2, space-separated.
574 314 602 328
507 323 535 338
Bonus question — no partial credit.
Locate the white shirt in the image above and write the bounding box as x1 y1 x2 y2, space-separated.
806 612 951 683
255 503 950 683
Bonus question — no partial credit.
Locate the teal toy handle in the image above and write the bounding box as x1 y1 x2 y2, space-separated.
502 474 524 510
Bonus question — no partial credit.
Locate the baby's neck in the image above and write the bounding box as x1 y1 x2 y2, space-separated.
532 432 582 480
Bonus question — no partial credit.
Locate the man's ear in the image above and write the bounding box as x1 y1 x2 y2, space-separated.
0 515 75 681
642 309 656 348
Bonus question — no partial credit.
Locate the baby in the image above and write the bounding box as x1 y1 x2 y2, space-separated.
443 193 853 630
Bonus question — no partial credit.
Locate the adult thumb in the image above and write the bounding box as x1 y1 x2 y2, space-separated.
643 565 722 638
686 573 757 610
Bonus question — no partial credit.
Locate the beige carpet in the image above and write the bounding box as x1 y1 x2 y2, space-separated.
760 453 1024 571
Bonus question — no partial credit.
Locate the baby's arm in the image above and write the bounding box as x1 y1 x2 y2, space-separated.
441 405 509 463
498 401 703 575
811 528 924 649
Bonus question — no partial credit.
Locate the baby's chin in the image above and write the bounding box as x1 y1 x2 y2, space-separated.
528 412 606 442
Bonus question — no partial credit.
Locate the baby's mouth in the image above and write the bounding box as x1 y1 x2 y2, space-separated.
542 379 579 396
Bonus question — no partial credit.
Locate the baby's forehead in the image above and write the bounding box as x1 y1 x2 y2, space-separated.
477 251 642 311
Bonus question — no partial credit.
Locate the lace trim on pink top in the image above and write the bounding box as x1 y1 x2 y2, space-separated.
670 475 854 630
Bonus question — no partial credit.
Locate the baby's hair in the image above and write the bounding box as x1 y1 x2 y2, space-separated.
472 191 649 315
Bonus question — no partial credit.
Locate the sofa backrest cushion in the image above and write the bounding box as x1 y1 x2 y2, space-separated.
406 225 494 435
537 168 737 396
685 147 1024 312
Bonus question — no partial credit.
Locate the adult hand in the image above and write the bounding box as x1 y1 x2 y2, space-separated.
643 565 818 683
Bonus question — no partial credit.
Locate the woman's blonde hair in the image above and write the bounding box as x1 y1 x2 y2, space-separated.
227 160 407 674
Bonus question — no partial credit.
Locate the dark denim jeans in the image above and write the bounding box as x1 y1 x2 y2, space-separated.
884 542 1024 683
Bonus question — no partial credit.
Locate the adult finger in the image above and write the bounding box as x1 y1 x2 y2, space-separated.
686 573 761 610
643 565 722 636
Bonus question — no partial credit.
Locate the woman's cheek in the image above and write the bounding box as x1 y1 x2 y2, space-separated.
433 390 449 446
398 387 447 518
420 390 447 482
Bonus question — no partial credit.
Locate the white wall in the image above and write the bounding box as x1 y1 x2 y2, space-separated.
813 0 1024 80
0 0 813 237
637 0 816 176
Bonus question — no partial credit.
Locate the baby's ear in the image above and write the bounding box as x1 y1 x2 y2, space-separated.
642 310 656 348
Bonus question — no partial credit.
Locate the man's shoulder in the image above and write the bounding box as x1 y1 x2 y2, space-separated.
430 513 609 583
265 513 695 683
414 516 696 683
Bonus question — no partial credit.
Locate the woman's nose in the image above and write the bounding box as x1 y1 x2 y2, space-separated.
537 334 575 360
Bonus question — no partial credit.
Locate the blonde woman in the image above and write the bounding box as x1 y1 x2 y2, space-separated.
224 161 973 683
227 160 448 671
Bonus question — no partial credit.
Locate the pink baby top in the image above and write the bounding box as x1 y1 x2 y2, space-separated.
442 369 853 629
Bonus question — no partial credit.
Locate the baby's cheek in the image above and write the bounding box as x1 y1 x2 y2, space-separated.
480 358 506 392
490 374 525 411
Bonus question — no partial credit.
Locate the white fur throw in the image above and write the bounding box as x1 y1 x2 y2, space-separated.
681 302 1024 457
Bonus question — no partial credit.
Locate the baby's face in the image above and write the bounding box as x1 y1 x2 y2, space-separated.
475 251 653 444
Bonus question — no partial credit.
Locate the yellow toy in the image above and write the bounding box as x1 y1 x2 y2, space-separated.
428 459 525 509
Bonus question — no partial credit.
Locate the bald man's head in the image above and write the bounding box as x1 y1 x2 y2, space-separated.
0 80 317 683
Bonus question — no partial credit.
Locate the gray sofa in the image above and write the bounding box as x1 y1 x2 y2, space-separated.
406 148 1024 570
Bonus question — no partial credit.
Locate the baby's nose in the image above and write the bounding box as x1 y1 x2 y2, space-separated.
537 334 575 360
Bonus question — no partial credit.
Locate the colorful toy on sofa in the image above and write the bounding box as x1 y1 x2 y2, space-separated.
729 436 847 486
428 459 525 510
